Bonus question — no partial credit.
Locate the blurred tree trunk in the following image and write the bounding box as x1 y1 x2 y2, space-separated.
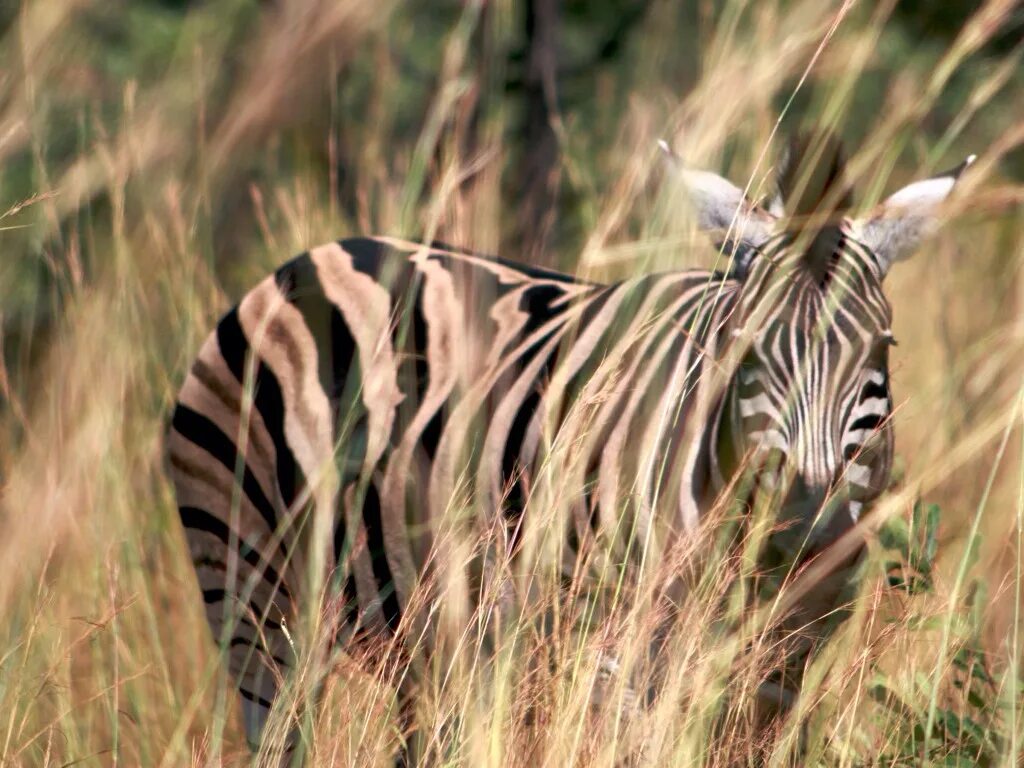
516 0 562 265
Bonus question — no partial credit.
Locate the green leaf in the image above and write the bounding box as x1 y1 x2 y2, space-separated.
923 503 941 564
879 516 911 552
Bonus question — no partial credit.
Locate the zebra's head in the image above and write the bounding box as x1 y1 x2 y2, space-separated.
663 135 973 557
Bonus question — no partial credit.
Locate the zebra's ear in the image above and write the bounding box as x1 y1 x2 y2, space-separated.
856 154 975 276
659 140 776 253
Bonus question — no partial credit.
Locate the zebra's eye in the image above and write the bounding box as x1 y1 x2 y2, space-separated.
737 356 764 394
867 332 897 366
877 331 898 348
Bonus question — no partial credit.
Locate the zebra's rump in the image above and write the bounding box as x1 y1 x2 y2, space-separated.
168 235 737 734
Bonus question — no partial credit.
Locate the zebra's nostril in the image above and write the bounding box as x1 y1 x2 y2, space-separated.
780 474 820 507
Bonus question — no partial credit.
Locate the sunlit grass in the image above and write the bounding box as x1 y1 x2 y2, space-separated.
0 0 1022 765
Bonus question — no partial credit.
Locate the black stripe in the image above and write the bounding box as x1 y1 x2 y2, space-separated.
230 636 289 668
272 251 311 297
215 308 301 508
411 287 430 406
332 506 359 624
201 588 284 631
275 252 357 405
343 572 359 624
329 308 357 402
861 378 888 401
239 687 275 710
830 304 858 343
502 390 540 536
337 237 388 278
172 405 279 535
502 388 541 486
519 283 569 340
180 506 290 599
420 410 444 461
255 364 298 508
216 307 248 382
333 506 348 565
850 413 885 432
362 483 402 631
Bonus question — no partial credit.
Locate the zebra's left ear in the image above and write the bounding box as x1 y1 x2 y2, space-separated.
855 154 976 276
659 140 776 255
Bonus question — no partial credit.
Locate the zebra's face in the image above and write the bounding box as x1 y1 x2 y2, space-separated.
661 136 973 557
724 230 896 554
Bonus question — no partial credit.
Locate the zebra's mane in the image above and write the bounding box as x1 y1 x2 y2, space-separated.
775 131 856 286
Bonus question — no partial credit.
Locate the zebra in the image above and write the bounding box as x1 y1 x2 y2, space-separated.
167 135 973 757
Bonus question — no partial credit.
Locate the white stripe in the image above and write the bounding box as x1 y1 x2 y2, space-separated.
749 430 788 451
845 462 871 488
858 398 889 415
849 500 863 522
738 393 776 418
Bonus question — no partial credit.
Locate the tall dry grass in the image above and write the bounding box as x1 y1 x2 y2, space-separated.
0 0 1023 765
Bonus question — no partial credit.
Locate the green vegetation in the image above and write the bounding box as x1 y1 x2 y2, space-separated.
0 0 1022 765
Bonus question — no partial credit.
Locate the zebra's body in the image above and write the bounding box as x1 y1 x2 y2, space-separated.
169 236 741 733
168 136 973 751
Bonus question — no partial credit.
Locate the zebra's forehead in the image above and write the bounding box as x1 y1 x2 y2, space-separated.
751 274 890 322
743 229 894 338
735 287 893 383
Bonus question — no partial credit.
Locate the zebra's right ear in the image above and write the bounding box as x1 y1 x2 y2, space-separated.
659 140 777 254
